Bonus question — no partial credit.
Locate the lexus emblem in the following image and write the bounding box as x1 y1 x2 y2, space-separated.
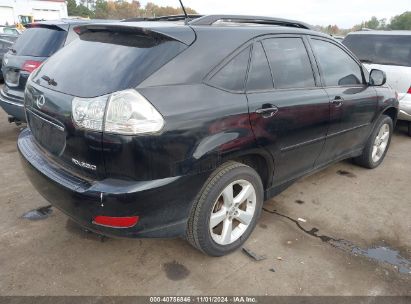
36 95 45 109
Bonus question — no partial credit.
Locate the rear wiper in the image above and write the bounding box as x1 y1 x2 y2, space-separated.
41 75 57 86
9 48 16 54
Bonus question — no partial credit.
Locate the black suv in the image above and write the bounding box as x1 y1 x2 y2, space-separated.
18 15 398 256
0 19 110 124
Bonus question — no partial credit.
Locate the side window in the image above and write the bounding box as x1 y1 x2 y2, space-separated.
311 39 363 86
209 46 251 92
247 42 273 91
262 37 315 89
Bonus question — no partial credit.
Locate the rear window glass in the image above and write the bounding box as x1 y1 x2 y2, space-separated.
343 34 411 67
209 47 251 92
263 38 315 89
13 27 66 57
32 30 187 97
247 42 273 91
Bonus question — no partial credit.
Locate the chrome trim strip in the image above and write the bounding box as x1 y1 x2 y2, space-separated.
281 123 370 152
0 92 24 107
26 108 65 132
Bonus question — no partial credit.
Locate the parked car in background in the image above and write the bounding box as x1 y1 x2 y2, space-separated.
0 26 21 35
332 35 344 42
343 31 411 136
0 34 18 81
18 15 398 256
0 19 101 124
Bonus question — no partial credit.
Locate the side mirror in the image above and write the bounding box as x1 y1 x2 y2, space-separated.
369 69 386 86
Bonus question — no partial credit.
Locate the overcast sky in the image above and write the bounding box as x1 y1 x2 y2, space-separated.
137 0 410 28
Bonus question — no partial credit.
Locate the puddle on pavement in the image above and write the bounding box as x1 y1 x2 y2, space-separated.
22 205 53 220
263 207 411 275
163 261 190 281
352 246 411 274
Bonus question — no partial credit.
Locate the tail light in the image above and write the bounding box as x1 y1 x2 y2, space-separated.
72 89 165 134
407 86 411 94
93 215 139 228
22 60 42 73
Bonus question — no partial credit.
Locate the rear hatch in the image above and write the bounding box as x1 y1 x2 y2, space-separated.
25 22 193 180
2 23 67 100
343 33 411 99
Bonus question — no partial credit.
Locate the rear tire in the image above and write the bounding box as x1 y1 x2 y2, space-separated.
354 115 393 169
408 122 411 137
186 161 263 256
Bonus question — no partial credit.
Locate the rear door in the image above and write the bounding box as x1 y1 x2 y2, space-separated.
309 37 378 165
246 35 330 185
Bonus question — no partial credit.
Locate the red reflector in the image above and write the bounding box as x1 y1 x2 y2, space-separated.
407 87 411 94
22 60 42 73
93 216 139 228
73 26 81 34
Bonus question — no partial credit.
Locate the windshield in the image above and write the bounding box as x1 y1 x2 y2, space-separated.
12 27 66 57
32 29 187 97
343 34 411 67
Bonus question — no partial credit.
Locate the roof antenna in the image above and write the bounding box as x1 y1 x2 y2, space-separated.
178 0 189 24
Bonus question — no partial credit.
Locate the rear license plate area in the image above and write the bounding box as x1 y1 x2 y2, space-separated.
5 70 19 87
27 110 66 156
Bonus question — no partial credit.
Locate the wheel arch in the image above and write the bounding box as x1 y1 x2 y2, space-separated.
381 106 398 125
220 150 274 190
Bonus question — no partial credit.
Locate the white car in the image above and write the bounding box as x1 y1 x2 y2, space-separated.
343 31 411 136
0 26 21 35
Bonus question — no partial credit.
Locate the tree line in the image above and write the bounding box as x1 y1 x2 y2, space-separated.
67 0 198 19
316 11 411 36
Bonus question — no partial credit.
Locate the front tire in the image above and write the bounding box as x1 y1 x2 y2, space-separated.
354 115 393 169
408 122 411 137
186 161 264 256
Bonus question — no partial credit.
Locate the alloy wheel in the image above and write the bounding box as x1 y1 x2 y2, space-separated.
372 123 390 163
209 180 257 245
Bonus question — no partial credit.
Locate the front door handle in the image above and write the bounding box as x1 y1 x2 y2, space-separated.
332 96 344 107
256 105 279 118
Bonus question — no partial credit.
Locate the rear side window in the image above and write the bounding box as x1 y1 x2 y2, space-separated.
33 30 188 97
311 39 363 86
209 47 251 92
13 27 66 57
247 42 273 91
263 38 315 89
343 34 411 67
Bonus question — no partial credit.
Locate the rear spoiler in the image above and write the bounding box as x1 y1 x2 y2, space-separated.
26 22 69 31
74 23 196 45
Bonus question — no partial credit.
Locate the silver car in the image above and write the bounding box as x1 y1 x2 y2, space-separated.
343 30 411 136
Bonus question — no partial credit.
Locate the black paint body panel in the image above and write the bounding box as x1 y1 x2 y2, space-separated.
17 22 399 238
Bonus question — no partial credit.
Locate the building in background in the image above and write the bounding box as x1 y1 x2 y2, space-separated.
0 0 68 26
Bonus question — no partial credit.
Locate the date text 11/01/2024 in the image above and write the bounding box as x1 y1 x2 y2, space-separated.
149 296 257 303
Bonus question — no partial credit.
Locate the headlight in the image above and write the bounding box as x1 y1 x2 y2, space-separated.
72 89 164 135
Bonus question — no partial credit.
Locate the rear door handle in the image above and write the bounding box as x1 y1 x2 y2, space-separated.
332 96 344 107
256 105 279 118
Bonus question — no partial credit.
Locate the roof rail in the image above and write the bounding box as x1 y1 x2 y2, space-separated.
189 15 313 30
122 14 203 23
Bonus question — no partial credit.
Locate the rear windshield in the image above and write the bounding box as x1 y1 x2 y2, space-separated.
13 27 66 57
343 34 411 67
32 29 187 97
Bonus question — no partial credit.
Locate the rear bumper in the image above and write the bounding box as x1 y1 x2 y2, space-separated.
398 94 411 122
0 88 25 122
18 128 210 238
